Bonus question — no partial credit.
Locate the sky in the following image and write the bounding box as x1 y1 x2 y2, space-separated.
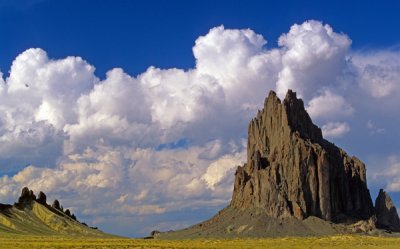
0 0 400 237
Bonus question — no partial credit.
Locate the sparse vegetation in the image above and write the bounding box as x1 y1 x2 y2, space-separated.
0 235 399 249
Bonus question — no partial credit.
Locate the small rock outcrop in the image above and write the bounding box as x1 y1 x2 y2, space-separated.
37 191 47 205
375 189 400 231
71 213 77 220
231 90 374 221
50 198 77 220
15 187 36 208
52 199 61 211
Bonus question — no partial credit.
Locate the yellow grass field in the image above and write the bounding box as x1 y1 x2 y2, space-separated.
0 235 399 249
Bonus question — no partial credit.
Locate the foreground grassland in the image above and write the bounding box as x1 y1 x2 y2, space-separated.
0 235 399 249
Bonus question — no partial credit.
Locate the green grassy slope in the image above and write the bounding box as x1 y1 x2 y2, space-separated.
0 201 109 237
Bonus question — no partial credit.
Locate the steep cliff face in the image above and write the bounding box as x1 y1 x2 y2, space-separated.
231 90 374 221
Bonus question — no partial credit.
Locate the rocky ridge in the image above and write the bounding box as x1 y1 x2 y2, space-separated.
15 187 78 221
0 187 104 236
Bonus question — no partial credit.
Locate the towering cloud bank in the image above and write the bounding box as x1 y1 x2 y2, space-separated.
0 20 399 235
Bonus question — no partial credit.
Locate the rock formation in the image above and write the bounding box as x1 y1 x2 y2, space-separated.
13 187 78 222
52 199 61 210
231 90 374 222
159 89 400 239
375 189 400 231
0 187 106 236
37 191 47 205
15 186 37 208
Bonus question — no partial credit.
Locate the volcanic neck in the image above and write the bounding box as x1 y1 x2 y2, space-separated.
231 90 374 221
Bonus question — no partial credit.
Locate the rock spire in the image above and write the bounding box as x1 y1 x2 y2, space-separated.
231 90 374 221
375 189 400 231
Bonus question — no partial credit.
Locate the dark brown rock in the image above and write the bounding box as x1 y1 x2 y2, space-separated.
231 90 374 221
15 187 36 208
375 189 400 232
37 191 47 205
52 199 61 211
0 203 12 215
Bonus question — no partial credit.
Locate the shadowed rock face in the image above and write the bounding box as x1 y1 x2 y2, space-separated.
231 90 374 221
375 189 400 231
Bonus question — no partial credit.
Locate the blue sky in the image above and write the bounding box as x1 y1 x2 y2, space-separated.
1 0 400 77
0 0 400 237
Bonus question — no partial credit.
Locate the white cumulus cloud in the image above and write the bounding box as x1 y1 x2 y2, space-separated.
372 156 400 192
307 90 354 120
321 122 350 138
276 20 351 99
0 20 399 236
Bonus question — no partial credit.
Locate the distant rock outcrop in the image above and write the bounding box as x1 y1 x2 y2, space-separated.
0 187 105 236
15 187 37 208
231 90 374 221
375 189 400 231
37 191 47 205
13 187 78 222
52 199 61 211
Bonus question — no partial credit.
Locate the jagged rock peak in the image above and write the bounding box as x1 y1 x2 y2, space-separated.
260 90 322 141
375 189 400 231
282 90 322 142
232 89 374 223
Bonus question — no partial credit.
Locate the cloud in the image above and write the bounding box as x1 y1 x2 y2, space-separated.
306 90 354 120
194 25 267 85
0 20 400 236
352 51 400 98
0 48 96 171
276 20 351 99
7 48 96 128
372 156 400 192
366 120 385 135
321 122 350 138
201 142 246 190
0 140 245 220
